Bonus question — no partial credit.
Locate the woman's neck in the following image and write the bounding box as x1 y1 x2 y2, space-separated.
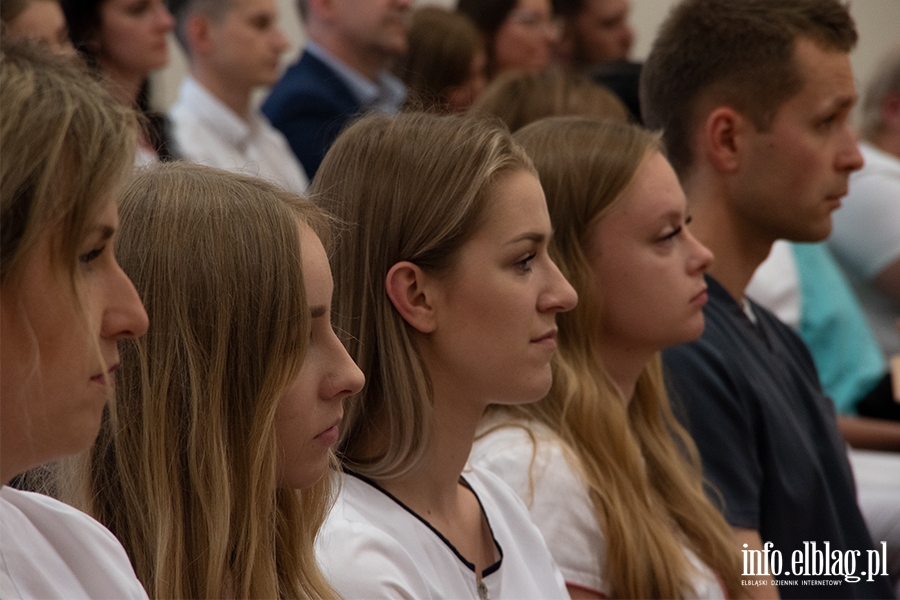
599 344 650 405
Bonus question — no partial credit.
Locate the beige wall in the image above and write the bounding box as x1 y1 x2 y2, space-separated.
152 0 900 126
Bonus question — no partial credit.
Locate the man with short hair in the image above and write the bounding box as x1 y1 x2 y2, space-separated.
642 1 895 598
168 0 308 192
262 0 410 179
553 0 633 68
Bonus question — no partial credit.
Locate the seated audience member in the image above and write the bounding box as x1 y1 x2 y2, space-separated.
470 68 628 132
470 116 741 599
311 112 577 599
457 0 558 79
551 0 642 121
61 163 363 598
168 0 309 192
1 40 148 598
61 0 177 164
396 6 487 113
262 0 409 179
1 0 74 55
828 46 900 361
641 0 895 597
553 0 633 68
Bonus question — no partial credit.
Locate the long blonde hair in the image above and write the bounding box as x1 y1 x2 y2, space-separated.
492 117 742 599
311 112 533 480
62 163 337 599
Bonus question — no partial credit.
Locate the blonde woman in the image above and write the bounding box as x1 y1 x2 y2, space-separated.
312 112 577 599
470 68 629 132
1 41 148 597
470 117 744 599
62 163 364 598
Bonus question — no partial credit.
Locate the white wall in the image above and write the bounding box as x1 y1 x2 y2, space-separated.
151 0 900 127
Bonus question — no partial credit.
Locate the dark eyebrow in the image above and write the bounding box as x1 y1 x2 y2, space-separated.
96 225 115 241
310 305 327 319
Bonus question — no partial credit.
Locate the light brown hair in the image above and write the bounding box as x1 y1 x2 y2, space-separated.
311 112 533 480
489 116 743 599
471 67 629 131
61 163 337 599
396 6 483 113
640 0 857 177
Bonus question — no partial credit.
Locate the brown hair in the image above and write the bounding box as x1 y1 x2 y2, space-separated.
471 67 629 131
311 112 533 480
640 0 857 177
1 38 135 286
62 163 337 599
487 116 743 599
396 6 483 112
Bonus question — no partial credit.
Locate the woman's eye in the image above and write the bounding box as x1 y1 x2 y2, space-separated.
79 246 105 264
659 226 682 242
516 253 536 272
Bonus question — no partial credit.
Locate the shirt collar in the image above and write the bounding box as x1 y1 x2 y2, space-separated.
305 41 406 112
179 76 261 150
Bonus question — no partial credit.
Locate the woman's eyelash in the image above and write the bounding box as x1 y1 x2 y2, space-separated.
661 226 682 241
516 253 536 271
79 246 105 264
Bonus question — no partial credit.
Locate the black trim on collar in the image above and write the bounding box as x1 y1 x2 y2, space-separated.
344 470 504 577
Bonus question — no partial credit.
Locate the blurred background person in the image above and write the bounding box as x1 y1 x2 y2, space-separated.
1 0 74 55
553 0 633 67
829 45 900 364
262 0 410 180
168 0 309 192
457 0 558 79
396 6 487 113
470 68 628 131
61 0 176 163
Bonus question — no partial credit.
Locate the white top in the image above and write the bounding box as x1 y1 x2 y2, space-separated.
828 141 900 357
317 468 569 599
170 76 309 193
0 486 148 599
746 240 801 328
469 420 726 599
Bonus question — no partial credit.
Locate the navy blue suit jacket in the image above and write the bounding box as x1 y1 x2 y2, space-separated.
262 50 361 179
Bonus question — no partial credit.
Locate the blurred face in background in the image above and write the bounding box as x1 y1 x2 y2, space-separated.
569 0 633 65
96 0 174 81
206 0 290 89
493 0 558 75
5 0 76 55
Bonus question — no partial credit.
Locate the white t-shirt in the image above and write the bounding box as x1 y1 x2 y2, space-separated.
0 486 147 599
317 467 569 599
828 141 900 357
170 76 309 193
469 420 726 599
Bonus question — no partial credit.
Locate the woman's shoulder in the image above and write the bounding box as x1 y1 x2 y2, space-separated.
0 486 147 599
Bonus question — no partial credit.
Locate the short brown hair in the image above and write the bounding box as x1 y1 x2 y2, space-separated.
640 0 857 177
471 67 629 132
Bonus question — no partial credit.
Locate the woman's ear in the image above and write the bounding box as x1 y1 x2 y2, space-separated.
385 261 437 333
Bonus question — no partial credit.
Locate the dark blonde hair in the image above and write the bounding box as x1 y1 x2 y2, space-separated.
1 38 135 286
491 116 743 599
63 163 337 599
311 112 533 480
471 68 629 131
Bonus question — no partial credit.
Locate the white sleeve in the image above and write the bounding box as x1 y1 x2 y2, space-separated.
471 427 610 595
829 147 900 279
317 509 430 599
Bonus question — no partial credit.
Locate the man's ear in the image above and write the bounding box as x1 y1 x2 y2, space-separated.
185 13 213 57
385 261 437 334
703 106 745 173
